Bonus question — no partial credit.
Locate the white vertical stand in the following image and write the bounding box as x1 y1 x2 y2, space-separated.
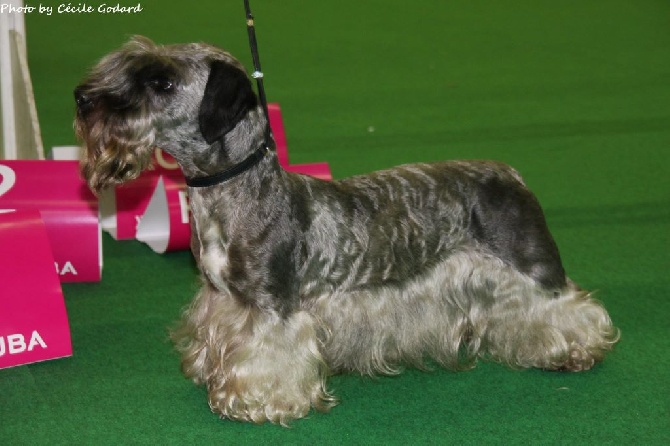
0 0 44 160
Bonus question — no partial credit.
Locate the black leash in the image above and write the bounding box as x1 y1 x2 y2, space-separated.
245 0 273 146
186 1 272 188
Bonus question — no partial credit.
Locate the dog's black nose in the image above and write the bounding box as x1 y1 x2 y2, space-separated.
74 87 93 112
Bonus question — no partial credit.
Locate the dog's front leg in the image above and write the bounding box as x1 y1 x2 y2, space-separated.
171 283 334 425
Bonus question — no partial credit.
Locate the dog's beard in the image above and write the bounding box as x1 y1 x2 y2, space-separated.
76 109 156 194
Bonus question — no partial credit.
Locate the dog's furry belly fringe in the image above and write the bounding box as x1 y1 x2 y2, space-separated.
309 250 617 374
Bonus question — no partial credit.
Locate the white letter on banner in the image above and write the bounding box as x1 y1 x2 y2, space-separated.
178 190 189 224
154 149 179 170
0 165 17 198
28 331 47 351
8 334 26 354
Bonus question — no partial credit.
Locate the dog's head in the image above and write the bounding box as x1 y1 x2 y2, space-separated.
75 35 258 193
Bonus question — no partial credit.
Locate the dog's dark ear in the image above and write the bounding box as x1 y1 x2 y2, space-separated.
198 60 258 144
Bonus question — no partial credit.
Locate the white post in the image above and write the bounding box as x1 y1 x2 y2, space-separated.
0 0 44 160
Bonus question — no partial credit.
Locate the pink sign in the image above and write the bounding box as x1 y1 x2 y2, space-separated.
0 161 101 282
0 209 73 369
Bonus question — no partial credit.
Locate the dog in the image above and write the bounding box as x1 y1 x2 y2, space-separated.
74 36 619 425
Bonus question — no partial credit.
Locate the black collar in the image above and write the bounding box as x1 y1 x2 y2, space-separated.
185 143 270 188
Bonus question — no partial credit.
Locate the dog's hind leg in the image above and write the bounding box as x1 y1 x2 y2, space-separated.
475 274 619 371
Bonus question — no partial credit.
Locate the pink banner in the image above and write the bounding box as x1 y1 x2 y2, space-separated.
0 161 101 282
0 209 73 369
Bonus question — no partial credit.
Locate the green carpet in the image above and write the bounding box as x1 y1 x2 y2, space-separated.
2 1 669 444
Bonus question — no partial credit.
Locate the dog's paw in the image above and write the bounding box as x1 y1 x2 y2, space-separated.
207 380 335 426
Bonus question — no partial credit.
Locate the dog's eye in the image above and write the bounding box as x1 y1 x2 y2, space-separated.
146 76 174 93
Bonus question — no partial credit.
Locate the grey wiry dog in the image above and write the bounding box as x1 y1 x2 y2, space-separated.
75 36 619 425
